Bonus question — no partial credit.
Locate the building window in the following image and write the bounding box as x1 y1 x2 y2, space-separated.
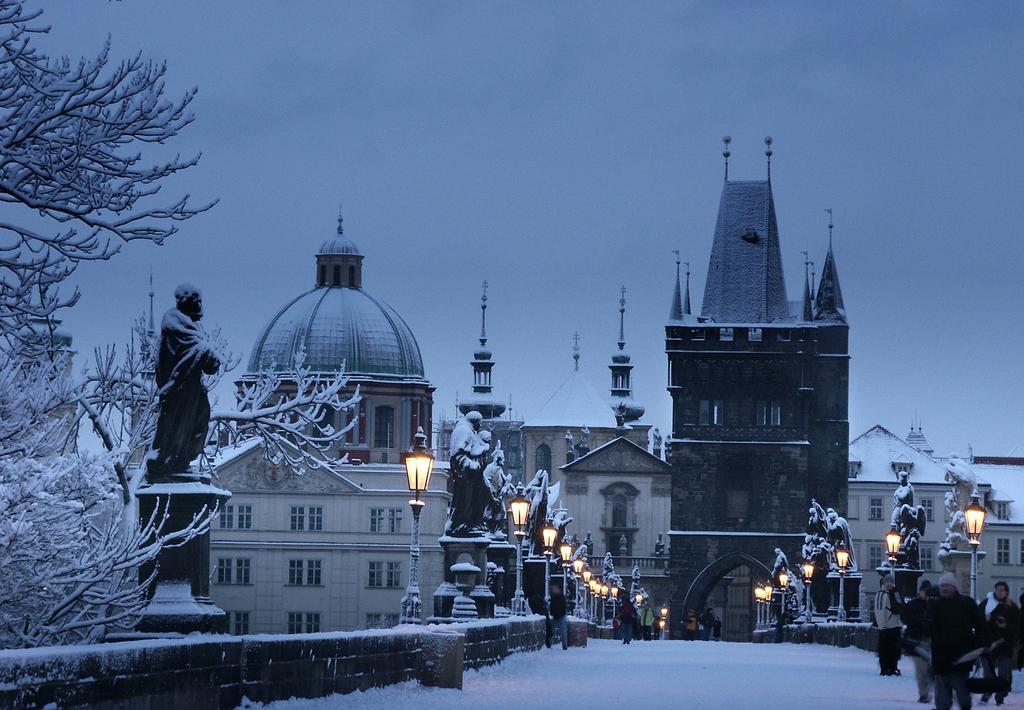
996 502 1009 520
777 329 791 342
309 506 323 531
219 506 234 529
690 328 705 341
869 498 883 521
216 558 232 584
748 327 763 342
289 559 304 585
235 558 251 584
237 505 252 529
230 611 250 635
756 400 781 426
535 443 552 474
996 538 1010 565
719 327 734 342
319 264 326 286
307 559 322 586
348 264 355 285
370 508 384 533
290 506 305 531
388 507 403 533
386 561 402 588
366 613 398 629
921 498 934 523
332 264 341 286
1019 539 1024 565
848 462 862 479
373 406 395 448
368 561 384 588
920 545 934 571
287 612 321 634
699 399 724 426
868 544 884 570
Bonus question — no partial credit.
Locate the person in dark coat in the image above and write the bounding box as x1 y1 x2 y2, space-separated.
901 579 934 704
548 584 568 650
700 607 715 641
930 572 987 710
712 616 722 641
979 580 1019 705
617 600 636 644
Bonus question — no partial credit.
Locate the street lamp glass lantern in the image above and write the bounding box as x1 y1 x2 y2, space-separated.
559 542 573 563
965 494 987 544
573 558 585 575
583 568 593 584
777 570 789 588
542 522 558 551
509 487 531 533
404 427 434 502
754 587 765 602
660 606 668 618
835 544 850 571
802 561 814 582
885 526 902 558
610 586 620 599
600 584 609 597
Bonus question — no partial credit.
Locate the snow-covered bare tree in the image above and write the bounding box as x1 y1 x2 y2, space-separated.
0 0 213 349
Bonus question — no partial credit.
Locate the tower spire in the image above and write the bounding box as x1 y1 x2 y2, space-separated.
458 280 504 418
683 261 692 316
147 268 155 337
479 279 488 345
337 202 344 235
764 136 773 180
814 215 847 324
722 135 732 180
801 251 814 322
669 250 684 320
825 207 833 246
609 287 644 422
572 331 580 371
617 286 626 350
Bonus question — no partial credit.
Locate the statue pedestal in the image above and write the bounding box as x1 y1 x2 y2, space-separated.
486 539 516 612
945 549 986 599
432 536 494 620
826 571 862 622
135 473 231 634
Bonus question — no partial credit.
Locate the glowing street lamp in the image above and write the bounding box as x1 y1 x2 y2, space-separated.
542 521 558 610
802 561 815 620
965 493 987 598
836 541 850 622
885 525 902 571
508 485 531 616
399 427 434 624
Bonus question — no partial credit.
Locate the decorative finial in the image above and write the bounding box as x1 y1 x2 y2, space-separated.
825 207 833 246
764 136 773 179
683 261 691 316
147 267 155 335
722 136 732 180
572 331 580 371
337 203 344 235
801 250 814 284
479 279 488 344
618 286 627 350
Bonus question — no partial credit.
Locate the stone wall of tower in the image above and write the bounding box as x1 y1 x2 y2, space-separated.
806 323 850 515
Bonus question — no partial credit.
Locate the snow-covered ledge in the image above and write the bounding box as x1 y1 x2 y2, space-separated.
752 621 877 652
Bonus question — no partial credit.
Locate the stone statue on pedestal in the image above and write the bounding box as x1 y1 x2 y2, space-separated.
890 472 926 569
939 456 976 570
147 284 219 481
482 441 513 539
445 411 491 538
825 507 858 572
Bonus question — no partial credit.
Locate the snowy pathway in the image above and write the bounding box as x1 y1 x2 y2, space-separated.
245 640 1024 709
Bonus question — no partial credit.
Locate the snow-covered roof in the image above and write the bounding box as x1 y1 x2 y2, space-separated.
971 461 1024 524
208 437 263 468
523 369 617 429
700 179 790 323
848 425 950 484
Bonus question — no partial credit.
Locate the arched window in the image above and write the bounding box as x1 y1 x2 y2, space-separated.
332 264 341 286
535 443 551 474
374 406 394 448
612 495 628 528
319 264 326 286
348 264 356 286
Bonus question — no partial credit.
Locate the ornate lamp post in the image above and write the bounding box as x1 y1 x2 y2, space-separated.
776 570 789 626
754 586 766 630
762 583 774 627
509 485 531 615
802 561 815 620
600 583 610 626
559 541 573 603
885 525 902 577
399 427 434 625
609 584 620 627
572 557 585 616
836 542 850 622
965 493 988 599
542 520 558 610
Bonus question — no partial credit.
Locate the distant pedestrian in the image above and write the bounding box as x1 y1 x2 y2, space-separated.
712 616 722 641
700 607 714 641
617 599 636 645
685 609 698 640
930 572 987 710
874 573 903 676
549 584 569 650
638 603 655 641
901 579 934 704
979 580 1018 705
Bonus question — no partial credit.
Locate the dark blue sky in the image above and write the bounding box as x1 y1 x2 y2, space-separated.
44 1 1024 455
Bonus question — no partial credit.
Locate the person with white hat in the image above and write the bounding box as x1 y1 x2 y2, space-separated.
930 572 987 710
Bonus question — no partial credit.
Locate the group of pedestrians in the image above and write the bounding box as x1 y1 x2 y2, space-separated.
682 607 722 641
875 572 1020 709
613 597 660 643
541 584 663 649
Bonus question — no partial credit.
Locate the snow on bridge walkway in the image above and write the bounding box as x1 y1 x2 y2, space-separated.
243 639 1023 709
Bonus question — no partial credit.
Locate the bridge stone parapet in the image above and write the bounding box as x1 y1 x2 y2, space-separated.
752 622 878 652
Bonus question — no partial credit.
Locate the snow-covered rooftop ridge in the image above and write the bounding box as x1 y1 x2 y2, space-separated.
700 179 790 323
970 460 1024 524
523 368 618 429
848 425 950 484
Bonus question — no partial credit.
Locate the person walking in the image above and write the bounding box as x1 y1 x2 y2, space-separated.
700 607 715 641
979 580 1019 705
901 579 934 704
874 573 904 676
617 599 636 645
685 609 698 640
931 572 987 710
638 602 655 641
712 615 722 641
549 583 569 650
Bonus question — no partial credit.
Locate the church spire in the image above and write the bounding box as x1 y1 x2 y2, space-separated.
609 287 644 423
683 261 692 316
801 251 814 322
814 211 847 324
669 250 684 321
458 280 505 418
572 331 580 371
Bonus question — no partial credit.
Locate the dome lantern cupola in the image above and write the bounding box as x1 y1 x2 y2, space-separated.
315 207 364 288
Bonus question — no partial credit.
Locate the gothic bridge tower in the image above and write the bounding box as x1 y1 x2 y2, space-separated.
665 139 849 640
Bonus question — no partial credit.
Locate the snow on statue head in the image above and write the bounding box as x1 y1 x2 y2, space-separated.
173 282 203 321
944 456 976 492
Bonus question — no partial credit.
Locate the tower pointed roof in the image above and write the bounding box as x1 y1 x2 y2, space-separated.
459 280 505 418
906 424 934 456
668 254 683 321
700 180 789 323
814 241 846 324
609 286 644 423
802 272 813 322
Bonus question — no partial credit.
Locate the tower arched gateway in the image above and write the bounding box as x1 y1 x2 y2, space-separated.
665 142 850 640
